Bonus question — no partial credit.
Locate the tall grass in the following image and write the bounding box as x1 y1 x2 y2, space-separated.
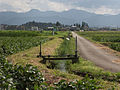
57 38 75 56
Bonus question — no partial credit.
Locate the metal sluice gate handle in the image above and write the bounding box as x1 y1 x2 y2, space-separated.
75 36 78 57
37 36 79 64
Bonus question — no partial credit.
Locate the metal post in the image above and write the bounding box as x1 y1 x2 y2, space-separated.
52 28 55 36
75 36 77 57
39 42 42 57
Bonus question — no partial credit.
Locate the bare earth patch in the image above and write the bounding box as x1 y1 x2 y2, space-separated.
112 60 120 65
95 43 120 58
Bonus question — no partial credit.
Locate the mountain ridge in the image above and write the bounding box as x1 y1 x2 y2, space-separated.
0 9 120 27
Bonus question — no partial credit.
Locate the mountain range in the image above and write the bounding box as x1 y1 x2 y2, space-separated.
0 9 120 27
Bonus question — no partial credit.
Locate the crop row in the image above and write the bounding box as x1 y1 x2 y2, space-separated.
0 30 41 37
0 30 69 37
92 36 120 42
0 37 50 57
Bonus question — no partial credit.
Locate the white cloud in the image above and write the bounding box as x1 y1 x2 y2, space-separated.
29 0 72 12
93 6 120 15
0 0 120 15
0 0 30 12
48 1 72 11
76 6 120 15
0 0 72 12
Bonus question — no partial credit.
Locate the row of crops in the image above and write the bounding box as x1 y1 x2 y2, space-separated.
0 37 49 57
0 30 69 37
0 31 53 57
77 31 120 52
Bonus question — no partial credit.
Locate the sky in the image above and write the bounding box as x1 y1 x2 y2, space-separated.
0 0 120 15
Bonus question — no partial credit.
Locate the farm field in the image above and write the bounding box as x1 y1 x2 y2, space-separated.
0 30 69 57
77 31 120 52
1 30 120 89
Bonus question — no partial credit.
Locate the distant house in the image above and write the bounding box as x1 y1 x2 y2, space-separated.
0 25 2 30
70 26 80 31
47 27 54 30
70 26 76 31
0 24 8 30
31 26 39 31
59 26 71 31
79 30 84 32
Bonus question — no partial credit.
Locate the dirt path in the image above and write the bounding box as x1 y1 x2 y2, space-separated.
72 32 120 72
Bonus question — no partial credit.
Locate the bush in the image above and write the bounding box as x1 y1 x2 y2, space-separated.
0 57 44 90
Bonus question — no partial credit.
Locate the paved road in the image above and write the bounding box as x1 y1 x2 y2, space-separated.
72 32 120 72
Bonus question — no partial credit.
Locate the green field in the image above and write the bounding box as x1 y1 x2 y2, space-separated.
0 30 68 37
1 30 120 89
0 30 68 57
77 31 120 52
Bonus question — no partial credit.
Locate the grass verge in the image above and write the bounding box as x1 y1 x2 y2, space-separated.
7 38 82 84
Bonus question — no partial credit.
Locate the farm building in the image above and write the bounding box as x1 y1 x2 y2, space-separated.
70 26 80 31
31 26 39 31
0 24 8 30
47 27 54 30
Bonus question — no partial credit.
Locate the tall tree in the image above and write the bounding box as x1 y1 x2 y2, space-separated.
56 21 61 26
81 21 89 30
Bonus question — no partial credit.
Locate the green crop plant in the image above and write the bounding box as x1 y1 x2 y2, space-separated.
0 57 102 89
0 37 50 57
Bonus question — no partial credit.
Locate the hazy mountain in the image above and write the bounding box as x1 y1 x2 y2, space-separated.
0 9 120 27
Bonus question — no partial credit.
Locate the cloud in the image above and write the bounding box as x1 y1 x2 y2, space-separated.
0 0 30 12
47 1 72 11
75 6 120 15
49 0 120 15
29 0 72 12
50 0 120 9
0 3 16 12
0 0 120 15
93 6 120 15
0 0 72 12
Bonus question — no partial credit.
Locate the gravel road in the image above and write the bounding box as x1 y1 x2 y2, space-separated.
72 32 120 72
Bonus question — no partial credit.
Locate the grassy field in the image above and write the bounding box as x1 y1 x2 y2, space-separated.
1 30 120 89
0 30 68 37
